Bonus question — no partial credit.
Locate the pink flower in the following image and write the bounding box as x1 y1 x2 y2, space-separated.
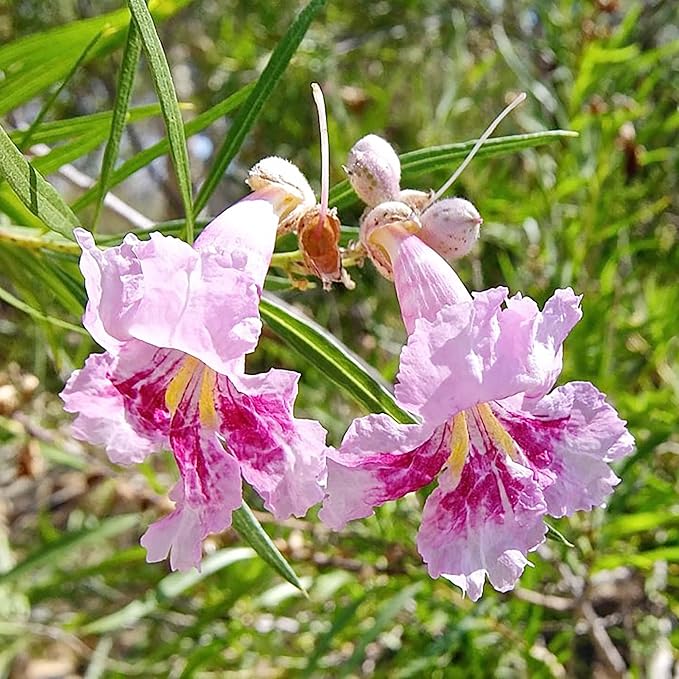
61 200 328 571
320 225 634 600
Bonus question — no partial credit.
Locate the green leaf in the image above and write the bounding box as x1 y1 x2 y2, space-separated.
329 130 578 210
0 514 139 585
192 0 327 216
0 122 80 238
260 292 414 423
19 31 105 150
71 85 253 214
81 547 255 634
232 500 306 593
128 0 194 241
92 20 143 231
0 284 87 335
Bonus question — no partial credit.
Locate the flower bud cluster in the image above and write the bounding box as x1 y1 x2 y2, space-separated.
346 134 483 279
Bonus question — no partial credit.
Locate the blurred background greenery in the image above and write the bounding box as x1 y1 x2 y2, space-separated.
0 0 677 676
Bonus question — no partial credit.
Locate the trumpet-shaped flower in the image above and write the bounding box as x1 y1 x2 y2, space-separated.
61 200 328 570
321 226 633 600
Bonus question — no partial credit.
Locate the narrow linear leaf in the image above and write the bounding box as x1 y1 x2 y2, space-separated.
232 500 305 592
0 514 138 585
72 85 253 213
0 284 87 335
128 0 194 241
260 292 414 423
19 31 104 150
192 0 327 216
329 130 578 210
0 122 80 238
10 104 178 146
93 20 143 231
81 547 255 634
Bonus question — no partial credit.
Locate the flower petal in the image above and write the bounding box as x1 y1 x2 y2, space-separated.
380 230 471 333
194 198 278 287
395 287 582 423
74 228 150 352
141 371 243 571
215 369 327 519
417 452 547 601
496 381 635 517
60 348 163 464
320 416 448 530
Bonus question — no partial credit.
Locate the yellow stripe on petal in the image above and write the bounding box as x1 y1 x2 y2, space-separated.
448 411 469 486
165 356 199 414
476 403 518 460
199 368 218 428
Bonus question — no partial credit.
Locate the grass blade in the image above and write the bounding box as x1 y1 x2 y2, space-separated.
128 0 194 241
0 122 80 238
92 20 142 231
232 500 306 593
0 515 138 585
260 292 414 423
81 547 255 634
329 130 578 210
71 85 253 214
192 0 327 216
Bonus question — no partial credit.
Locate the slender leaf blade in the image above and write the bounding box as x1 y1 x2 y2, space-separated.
0 122 80 238
93 20 142 231
192 0 327 215
232 500 306 593
71 85 253 213
329 130 578 210
260 292 414 423
128 0 194 241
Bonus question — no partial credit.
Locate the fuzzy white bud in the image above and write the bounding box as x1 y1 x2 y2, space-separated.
345 134 401 207
419 198 483 261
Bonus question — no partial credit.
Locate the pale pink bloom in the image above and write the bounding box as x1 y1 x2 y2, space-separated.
321 226 633 601
62 200 328 571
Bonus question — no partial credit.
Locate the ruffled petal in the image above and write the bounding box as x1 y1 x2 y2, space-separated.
141 371 243 571
417 452 547 601
75 228 150 352
60 348 162 464
395 287 582 423
496 381 635 517
76 227 265 373
194 198 278 288
320 416 448 530
215 369 327 519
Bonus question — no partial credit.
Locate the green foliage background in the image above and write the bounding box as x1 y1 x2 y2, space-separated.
0 0 677 676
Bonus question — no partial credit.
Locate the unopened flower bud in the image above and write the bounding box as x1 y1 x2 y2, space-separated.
419 198 482 261
360 201 420 279
345 134 401 207
247 156 315 231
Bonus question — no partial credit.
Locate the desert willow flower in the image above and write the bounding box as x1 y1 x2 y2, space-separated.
349 93 527 271
61 200 329 572
246 83 350 289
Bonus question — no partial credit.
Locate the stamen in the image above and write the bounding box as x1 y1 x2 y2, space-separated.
427 92 527 208
311 83 329 233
